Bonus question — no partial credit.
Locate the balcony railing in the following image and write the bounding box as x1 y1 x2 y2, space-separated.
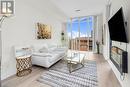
69 37 93 51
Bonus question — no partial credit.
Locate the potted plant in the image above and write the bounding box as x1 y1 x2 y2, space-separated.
61 31 64 41
96 41 100 54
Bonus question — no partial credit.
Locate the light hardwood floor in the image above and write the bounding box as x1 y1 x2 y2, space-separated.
2 53 121 87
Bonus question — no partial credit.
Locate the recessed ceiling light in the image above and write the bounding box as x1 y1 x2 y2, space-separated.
75 9 81 12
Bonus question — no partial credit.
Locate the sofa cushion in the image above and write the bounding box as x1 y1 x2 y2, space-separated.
32 52 60 63
32 44 48 52
32 52 52 57
39 47 49 53
48 53 60 63
48 45 57 51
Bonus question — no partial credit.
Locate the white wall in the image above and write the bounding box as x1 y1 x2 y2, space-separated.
102 2 110 60
97 14 103 54
0 31 1 62
93 14 103 54
1 0 67 80
103 0 130 87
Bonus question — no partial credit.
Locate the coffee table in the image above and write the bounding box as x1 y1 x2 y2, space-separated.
66 51 86 73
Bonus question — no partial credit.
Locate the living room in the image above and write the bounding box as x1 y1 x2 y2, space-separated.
0 0 130 87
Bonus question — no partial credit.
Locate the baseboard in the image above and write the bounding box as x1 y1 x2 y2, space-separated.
106 59 122 87
1 74 16 83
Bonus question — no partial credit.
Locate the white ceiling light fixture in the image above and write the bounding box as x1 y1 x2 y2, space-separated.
75 9 81 12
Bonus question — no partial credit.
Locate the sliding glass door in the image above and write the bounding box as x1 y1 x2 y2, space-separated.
67 16 94 52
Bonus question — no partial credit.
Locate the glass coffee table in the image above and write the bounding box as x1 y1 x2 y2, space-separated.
66 51 86 73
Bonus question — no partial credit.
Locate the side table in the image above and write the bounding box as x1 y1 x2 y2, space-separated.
16 55 32 77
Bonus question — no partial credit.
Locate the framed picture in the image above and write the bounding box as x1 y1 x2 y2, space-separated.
36 23 51 39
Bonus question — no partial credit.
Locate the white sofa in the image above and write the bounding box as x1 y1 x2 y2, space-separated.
31 44 67 68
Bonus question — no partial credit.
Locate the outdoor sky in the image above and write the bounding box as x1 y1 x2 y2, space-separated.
67 16 94 38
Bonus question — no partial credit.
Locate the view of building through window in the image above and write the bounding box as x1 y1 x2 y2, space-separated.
67 16 94 51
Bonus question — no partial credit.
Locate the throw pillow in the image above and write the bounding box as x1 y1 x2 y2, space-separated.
39 47 48 53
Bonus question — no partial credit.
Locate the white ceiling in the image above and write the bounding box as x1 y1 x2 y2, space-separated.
50 0 107 18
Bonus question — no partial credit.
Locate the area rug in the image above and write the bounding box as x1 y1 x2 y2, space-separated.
37 60 98 87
